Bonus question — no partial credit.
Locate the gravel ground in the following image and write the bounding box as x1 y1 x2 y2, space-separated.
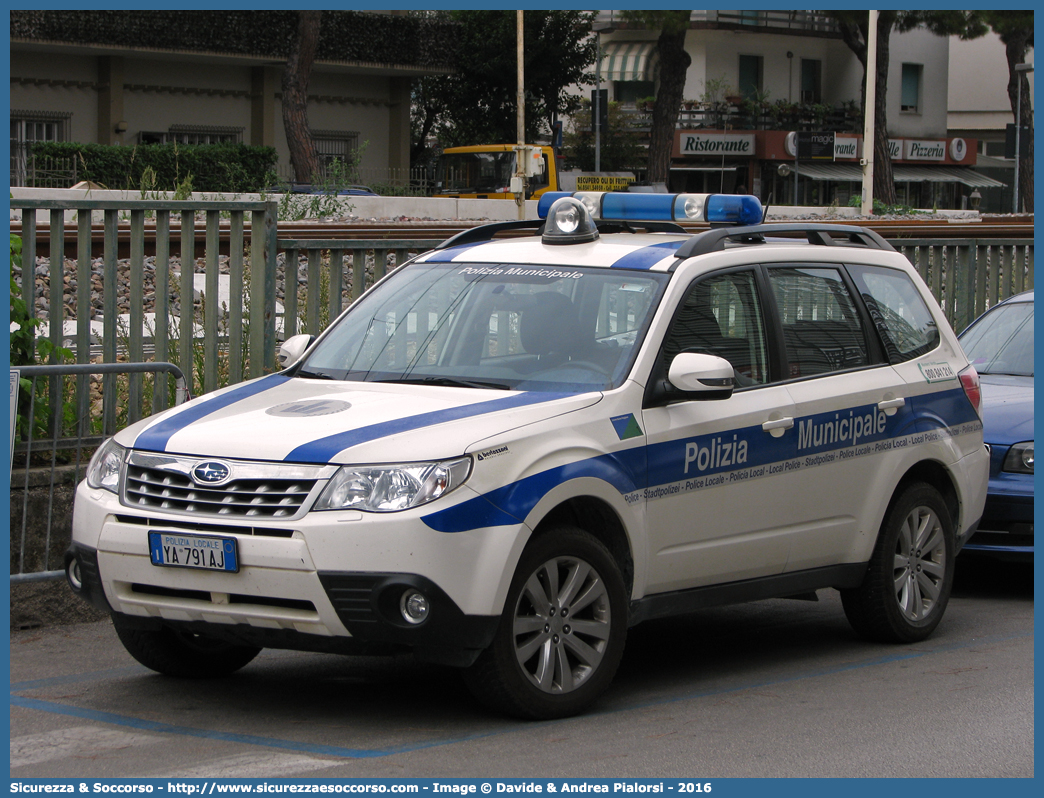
10 578 108 631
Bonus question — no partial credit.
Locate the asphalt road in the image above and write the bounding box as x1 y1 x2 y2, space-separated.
9 556 1033 779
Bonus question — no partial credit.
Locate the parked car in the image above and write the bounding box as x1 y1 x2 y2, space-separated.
67 191 988 719
959 290 1034 560
267 182 378 196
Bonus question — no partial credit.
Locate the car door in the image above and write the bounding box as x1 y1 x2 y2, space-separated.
641 267 802 593
763 263 910 572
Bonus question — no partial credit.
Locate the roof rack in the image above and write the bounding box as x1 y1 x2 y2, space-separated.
435 218 687 250
436 219 545 250
674 223 895 260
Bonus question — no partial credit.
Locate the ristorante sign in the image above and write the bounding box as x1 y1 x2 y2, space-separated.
679 133 756 157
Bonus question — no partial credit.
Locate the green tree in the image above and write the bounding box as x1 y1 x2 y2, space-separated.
563 100 643 172
977 11 1034 212
410 10 596 150
830 11 985 207
621 11 692 186
282 10 322 183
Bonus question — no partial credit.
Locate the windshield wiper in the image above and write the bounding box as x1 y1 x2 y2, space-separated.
376 376 512 390
296 368 338 380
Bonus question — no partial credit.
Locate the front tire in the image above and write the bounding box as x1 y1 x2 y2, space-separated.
466 527 628 719
112 614 262 678
841 482 955 643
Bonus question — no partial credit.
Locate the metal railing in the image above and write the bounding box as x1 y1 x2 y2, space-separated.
13 198 281 398
10 362 188 583
278 238 435 337
893 238 1034 332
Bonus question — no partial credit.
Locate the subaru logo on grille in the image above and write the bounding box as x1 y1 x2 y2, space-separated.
192 461 232 485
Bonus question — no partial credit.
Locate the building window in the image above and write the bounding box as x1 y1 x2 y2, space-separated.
614 80 656 106
901 63 922 113
138 126 244 145
800 59 822 103
311 130 361 180
738 55 763 99
11 110 70 186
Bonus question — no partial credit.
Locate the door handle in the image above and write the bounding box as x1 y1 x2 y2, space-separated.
762 416 794 437
877 397 906 415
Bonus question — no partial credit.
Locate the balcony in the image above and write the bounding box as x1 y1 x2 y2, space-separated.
594 10 841 37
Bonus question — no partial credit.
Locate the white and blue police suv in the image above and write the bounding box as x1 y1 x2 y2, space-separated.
69 192 988 719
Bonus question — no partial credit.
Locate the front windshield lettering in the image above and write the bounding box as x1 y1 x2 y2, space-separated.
457 266 583 281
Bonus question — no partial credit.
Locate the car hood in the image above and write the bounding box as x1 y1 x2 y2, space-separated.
979 374 1034 446
117 374 601 464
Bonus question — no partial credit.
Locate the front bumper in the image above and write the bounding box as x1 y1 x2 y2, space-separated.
69 481 519 663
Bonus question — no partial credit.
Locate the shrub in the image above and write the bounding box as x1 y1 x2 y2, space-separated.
29 141 278 193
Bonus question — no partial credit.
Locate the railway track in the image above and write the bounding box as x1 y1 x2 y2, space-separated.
11 216 1035 259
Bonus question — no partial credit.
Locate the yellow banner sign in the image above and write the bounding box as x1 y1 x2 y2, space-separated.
575 175 635 191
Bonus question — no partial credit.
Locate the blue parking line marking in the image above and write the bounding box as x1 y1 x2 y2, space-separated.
11 631 1029 758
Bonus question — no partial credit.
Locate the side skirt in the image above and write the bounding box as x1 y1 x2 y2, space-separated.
629 563 868 626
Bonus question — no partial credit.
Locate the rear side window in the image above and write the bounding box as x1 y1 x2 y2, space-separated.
766 266 870 379
848 264 940 363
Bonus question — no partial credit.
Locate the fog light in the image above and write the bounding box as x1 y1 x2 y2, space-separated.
67 558 82 592
400 589 430 625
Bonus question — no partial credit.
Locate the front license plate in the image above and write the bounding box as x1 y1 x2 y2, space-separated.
148 531 239 573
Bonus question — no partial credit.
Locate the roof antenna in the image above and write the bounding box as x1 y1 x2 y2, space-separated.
761 204 770 223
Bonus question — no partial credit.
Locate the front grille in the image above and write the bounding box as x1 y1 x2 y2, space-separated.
122 452 336 520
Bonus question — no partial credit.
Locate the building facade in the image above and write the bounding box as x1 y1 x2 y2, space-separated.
10 10 455 188
589 10 1002 209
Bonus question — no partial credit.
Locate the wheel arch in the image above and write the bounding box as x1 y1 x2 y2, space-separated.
530 495 636 602
888 459 960 532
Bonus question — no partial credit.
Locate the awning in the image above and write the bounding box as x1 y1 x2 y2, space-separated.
788 162 1006 188
600 41 659 82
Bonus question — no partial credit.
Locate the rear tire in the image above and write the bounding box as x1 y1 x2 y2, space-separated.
465 527 628 719
841 482 955 643
112 614 261 678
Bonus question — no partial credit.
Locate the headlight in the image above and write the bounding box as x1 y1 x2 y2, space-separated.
87 438 126 493
313 457 472 512
1002 441 1034 474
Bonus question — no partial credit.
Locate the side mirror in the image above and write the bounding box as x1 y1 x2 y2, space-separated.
667 352 735 400
278 334 315 369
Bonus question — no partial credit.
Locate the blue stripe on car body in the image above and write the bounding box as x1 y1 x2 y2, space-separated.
133 373 292 452
422 387 980 534
285 391 577 464
609 241 686 271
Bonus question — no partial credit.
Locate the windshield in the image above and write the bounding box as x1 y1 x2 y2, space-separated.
298 261 669 393
959 300 1034 377
435 152 515 194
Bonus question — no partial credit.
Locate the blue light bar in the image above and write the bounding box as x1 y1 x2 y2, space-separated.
536 191 764 225
706 195 764 226
536 192 571 218
601 192 675 221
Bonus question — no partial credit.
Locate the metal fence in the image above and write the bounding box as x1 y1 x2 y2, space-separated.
10 362 188 583
893 238 1034 332
278 239 435 338
13 198 281 398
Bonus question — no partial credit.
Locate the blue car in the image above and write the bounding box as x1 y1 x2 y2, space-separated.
959 290 1034 560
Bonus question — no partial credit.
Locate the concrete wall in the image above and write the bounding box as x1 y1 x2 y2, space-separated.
9 186 544 222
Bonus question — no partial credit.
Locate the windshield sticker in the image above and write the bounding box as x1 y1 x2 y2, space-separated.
457 266 583 280
919 362 957 383
611 413 644 441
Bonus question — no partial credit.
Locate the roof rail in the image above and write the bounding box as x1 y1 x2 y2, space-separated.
436 219 545 250
436 218 687 250
674 223 895 260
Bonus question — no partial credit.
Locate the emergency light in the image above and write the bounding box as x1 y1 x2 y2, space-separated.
537 191 765 226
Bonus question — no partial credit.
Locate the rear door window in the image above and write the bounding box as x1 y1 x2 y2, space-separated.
847 264 940 363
